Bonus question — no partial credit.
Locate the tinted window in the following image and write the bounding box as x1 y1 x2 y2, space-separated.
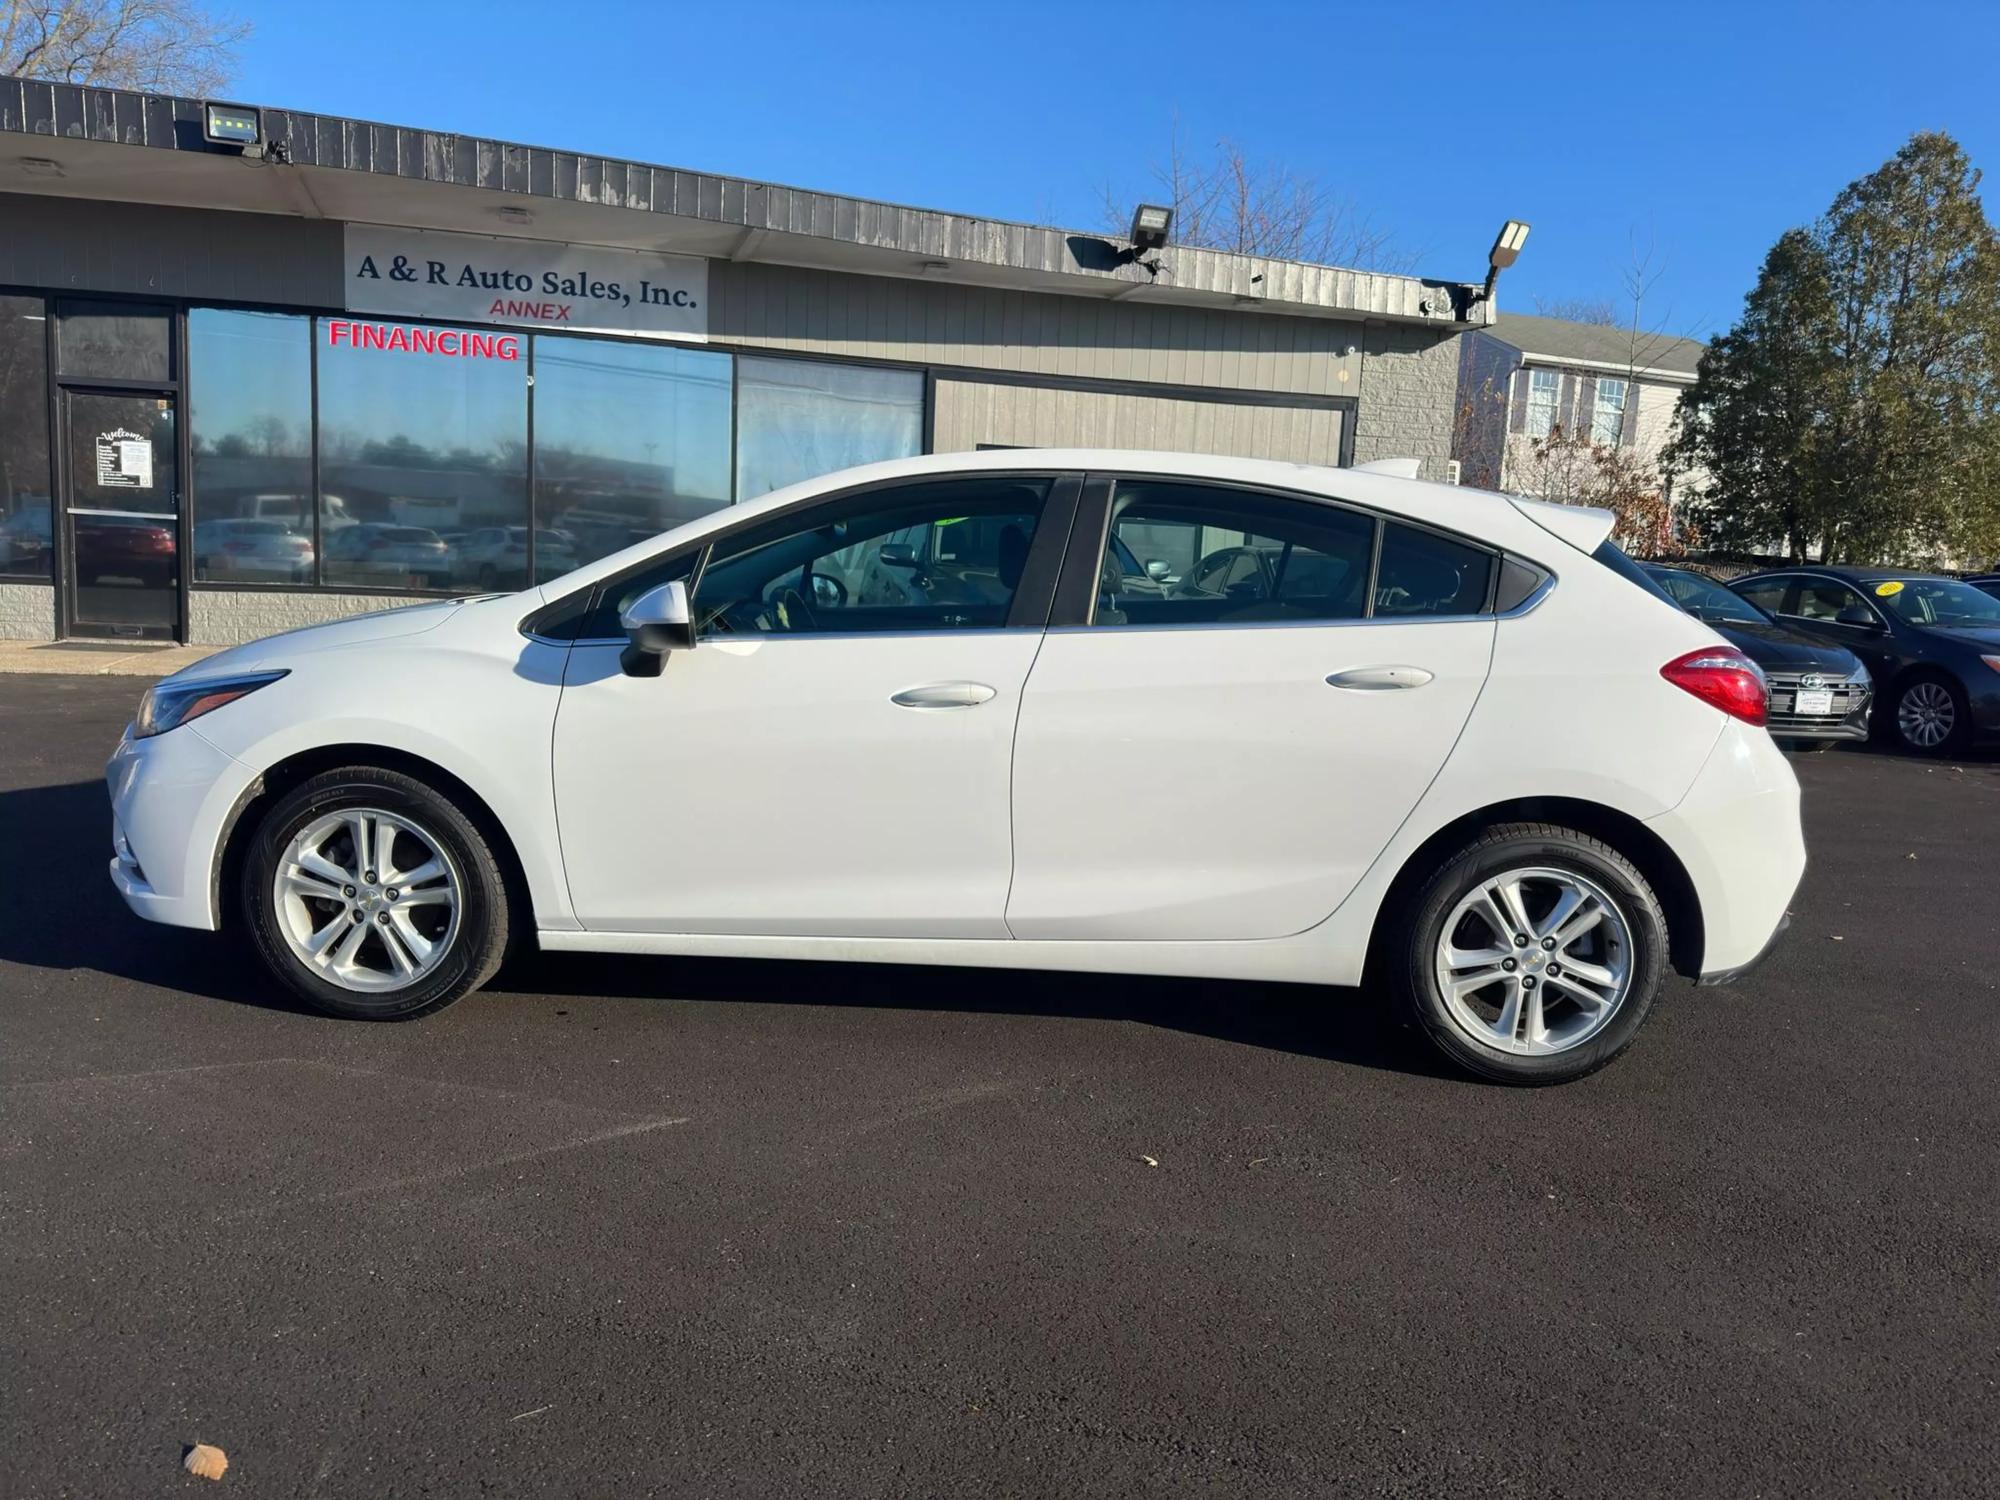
0 296 52 581
1646 567 1769 625
188 310 314 560
318 319 528 590
1591 538 1678 605
696 477 1051 635
532 335 733 579
1094 481 1374 626
735 357 924 500
1375 523 1494 617
1793 580 1870 622
1731 576 1790 614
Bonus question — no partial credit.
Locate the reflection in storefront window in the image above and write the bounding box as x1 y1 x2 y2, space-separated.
317 318 528 591
0 296 52 580
532 336 732 579
735 357 923 501
188 309 316 582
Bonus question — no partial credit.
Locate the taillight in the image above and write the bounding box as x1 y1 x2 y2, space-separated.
1660 646 1768 726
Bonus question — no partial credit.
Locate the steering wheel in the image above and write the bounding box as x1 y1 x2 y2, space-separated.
769 585 819 633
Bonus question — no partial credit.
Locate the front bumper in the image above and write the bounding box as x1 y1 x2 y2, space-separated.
106 721 256 930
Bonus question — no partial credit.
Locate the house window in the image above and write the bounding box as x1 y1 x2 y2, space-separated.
1526 369 1560 438
1592 377 1628 445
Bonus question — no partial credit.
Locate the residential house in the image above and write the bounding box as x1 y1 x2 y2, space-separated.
1451 312 1705 502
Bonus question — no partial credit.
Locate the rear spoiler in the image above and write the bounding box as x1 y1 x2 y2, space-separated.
1505 494 1616 554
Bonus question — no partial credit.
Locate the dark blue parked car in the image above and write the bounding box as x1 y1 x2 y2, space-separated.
1728 567 2000 755
1643 565 1872 748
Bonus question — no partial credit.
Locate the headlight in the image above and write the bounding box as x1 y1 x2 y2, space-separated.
135 670 287 739
1982 655 2000 675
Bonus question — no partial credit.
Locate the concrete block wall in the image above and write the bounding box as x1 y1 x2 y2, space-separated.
1351 324 1464 482
188 590 432 646
0 582 55 640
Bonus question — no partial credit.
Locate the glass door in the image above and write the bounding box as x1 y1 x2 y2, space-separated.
61 389 180 640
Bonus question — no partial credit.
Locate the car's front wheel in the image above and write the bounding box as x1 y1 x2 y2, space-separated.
1891 674 1967 756
1394 824 1668 1085
242 766 510 1019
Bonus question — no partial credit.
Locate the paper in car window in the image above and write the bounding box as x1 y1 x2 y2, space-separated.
1875 580 1906 597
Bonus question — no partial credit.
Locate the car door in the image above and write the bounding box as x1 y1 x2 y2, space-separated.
1006 475 1497 941
1778 576 1903 684
551 472 1076 937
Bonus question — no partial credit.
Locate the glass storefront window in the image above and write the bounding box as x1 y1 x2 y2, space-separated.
317 318 528 591
532 335 732 580
0 296 52 580
188 310 315 583
735 356 923 501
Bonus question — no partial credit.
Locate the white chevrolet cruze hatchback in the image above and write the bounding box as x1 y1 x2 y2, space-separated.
108 451 1804 1084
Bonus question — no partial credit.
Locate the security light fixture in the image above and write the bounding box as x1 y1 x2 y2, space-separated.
203 102 263 150
1481 219 1531 301
1129 203 1173 253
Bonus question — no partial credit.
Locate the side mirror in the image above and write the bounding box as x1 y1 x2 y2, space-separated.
1834 605 1879 629
877 543 920 569
1145 558 1172 581
619 580 695 677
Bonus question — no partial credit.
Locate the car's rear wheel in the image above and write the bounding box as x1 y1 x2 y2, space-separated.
1892 674 1967 756
1394 823 1667 1085
243 767 509 1020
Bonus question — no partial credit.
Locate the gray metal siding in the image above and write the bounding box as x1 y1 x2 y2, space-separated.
0 193 341 305
932 376 1348 466
712 261 1363 396
0 197 1366 400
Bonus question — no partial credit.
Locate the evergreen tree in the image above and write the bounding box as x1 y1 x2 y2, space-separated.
1676 132 2000 564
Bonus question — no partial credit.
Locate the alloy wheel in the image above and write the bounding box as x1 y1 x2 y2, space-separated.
1433 866 1634 1056
272 807 463 992
1897 681 1956 749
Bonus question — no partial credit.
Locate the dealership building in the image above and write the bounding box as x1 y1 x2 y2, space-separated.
0 80 1497 644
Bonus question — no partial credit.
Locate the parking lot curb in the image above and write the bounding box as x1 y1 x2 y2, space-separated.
0 642 221 677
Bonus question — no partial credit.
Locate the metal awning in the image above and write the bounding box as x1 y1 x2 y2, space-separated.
0 78 1490 329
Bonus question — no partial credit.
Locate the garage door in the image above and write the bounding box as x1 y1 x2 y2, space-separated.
931 377 1348 466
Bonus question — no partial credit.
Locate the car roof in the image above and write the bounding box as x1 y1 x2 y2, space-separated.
1732 563 1959 585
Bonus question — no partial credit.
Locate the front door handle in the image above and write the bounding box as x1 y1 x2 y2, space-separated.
1325 665 1434 691
890 681 997 711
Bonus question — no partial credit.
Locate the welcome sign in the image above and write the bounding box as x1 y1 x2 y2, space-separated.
343 225 708 341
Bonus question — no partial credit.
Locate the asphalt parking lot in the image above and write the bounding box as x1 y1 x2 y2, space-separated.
3 673 1996 1498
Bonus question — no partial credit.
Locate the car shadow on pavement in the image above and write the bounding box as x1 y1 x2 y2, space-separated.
3 778 1448 1078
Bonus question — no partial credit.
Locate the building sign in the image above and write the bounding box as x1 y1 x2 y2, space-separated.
94 429 153 489
343 225 708 342
325 320 521 360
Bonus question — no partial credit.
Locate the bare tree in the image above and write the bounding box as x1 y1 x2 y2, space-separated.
1 0 248 94
1101 124 1414 272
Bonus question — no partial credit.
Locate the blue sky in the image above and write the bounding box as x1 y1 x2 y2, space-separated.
228 0 2000 342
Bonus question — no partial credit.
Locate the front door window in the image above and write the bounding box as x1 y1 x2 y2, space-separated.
63 390 179 639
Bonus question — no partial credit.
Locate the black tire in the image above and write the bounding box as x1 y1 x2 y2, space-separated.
242 766 510 1020
1890 672 1969 757
1392 822 1669 1085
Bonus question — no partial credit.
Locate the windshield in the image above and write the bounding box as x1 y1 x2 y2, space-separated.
1646 567 1769 625
1872 578 2000 628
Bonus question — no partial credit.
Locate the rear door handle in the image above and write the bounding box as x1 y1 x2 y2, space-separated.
890 681 997 711
1325 665 1434 691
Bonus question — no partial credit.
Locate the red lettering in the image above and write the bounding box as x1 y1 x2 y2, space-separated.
410 327 437 354
495 336 520 361
362 323 387 351
326 319 350 346
436 330 460 356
